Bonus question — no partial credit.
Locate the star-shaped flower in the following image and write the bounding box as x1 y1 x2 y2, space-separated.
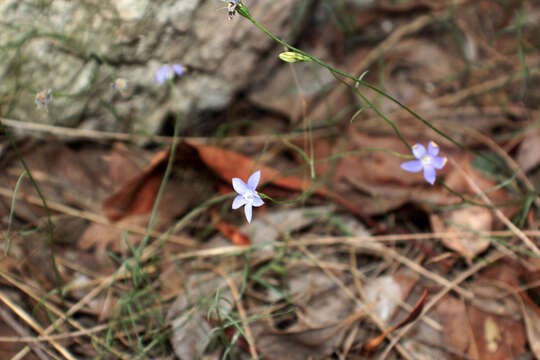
156 64 185 83
232 170 264 223
400 142 447 185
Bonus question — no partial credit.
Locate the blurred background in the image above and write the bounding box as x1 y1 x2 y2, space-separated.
1 0 536 137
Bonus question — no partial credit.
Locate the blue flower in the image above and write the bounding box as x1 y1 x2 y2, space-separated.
156 64 185 83
400 142 447 185
232 170 264 223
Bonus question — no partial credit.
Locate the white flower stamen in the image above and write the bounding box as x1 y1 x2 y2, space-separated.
421 155 433 166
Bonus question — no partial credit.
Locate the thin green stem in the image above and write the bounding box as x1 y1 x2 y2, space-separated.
238 4 476 153
5 172 26 256
137 111 181 253
0 121 63 298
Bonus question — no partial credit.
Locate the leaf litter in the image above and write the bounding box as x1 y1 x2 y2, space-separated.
0 0 540 359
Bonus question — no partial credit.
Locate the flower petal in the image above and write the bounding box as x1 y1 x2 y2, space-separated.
252 195 264 207
232 178 248 194
172 64 184 77
433 156 447 170
411 144 427 159
247 170 261 190
400 160 423 173
428 141 439 156
156 66 168 83
244 204 253 223
232 195 247 209
423 166 436 185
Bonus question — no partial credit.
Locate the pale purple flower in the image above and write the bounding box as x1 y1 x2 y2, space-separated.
156 64 185 83
232 170 264 223
400 141 447 185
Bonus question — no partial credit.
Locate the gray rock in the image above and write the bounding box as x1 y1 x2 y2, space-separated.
0 0 302 135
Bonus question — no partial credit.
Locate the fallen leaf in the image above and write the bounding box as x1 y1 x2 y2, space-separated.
188 142 372 223
467 262 529 359
78 216 145 253
430 206 492 259
167 273 233 360
518 292 540 358
1 142 111 223
363 273 417 323
517 126 540 172
435 295 478 359
468 305 527 359
105 142 149 187
522 256 540 302
102 149 169 221
362 290 428 354
254 279 361 360
214 218 251 246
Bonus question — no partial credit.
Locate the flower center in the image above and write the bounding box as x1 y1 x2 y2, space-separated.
421 155 433 166
243 190 256 204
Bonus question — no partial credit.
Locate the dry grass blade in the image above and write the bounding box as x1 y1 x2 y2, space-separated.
0 291 75 360
214 267 259 359
380 251 507 359
450 158 540 257
297 244 416 360
0 185 197 247
0 305 49 360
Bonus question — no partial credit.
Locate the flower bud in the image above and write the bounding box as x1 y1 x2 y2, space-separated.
278 51 311 63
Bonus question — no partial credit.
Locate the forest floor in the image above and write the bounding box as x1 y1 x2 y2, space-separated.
1 0 540 359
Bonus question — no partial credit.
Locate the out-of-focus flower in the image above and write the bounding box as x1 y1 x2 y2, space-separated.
279 51 311 63
232 170 264 224
156 64 185 83
35 89 52 107
400 141 447 185
112 78 128 91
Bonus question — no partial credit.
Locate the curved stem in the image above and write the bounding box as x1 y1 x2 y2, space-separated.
239 6 469 152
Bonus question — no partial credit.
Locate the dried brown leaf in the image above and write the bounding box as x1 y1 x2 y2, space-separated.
212 212 251 246
468 306 527 359
430 206 492 259
518 292 540 358
102 149 169 221
517 126 540 173
435 295 478 358
362 290 427 354
190 142 370 221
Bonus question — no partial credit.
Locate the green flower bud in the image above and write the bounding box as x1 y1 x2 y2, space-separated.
236 2 251 18
278 51 311 63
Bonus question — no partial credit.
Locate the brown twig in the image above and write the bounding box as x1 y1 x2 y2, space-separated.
0 304 50 360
